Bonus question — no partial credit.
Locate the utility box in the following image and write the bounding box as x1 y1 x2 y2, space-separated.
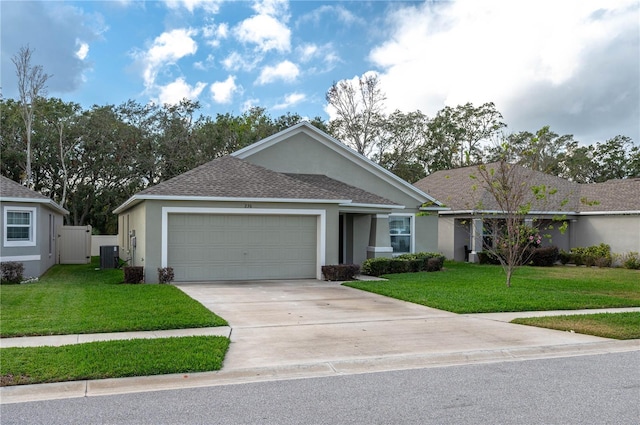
100 245 119 269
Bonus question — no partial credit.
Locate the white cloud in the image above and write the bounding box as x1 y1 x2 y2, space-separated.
273 92 306 110
163 0 223 14
234 14 291 53
210 75 239 104
75 40 89 60
203 22 228 48
242 98 260 112
194 54 215 71
139 28 198 88
222 51 260 72
252 0 289 18
256 60 299 85
299 4 365 27
369 0 639 143
157 77 206 105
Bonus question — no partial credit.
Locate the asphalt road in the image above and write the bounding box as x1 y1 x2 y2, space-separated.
2 352 639 425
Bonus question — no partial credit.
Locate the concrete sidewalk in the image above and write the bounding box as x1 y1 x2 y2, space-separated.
1 280 638 404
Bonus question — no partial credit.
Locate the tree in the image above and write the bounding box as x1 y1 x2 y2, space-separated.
377 110 429 183
471 159 566 287
426 102 505 170
487 126 574 175
326 73 386 156
11 45 51 188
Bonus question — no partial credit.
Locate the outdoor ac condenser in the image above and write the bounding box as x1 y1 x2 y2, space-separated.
99 245 119 269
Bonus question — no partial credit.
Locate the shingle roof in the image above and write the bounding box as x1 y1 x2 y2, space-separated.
137 156 346 201
285 173 400 207
0 176 50 200
579 178 640 212
414 163 640 213
0 175 68 214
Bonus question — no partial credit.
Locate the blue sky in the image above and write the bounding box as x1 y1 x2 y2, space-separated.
1 0 638 145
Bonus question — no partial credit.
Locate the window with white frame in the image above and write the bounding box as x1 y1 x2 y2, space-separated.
4 206 37 247
389 214 413 254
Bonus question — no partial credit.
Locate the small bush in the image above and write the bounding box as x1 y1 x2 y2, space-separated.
594 256 612 268
425 257 443 272
530 246 559 267
478 252 501 265
622 252 640 270
361 257 392 277
124 266 144 284
361 252 446 276
321 264 360 281
558 250 571 265
1 262 24 285
157 267 175 284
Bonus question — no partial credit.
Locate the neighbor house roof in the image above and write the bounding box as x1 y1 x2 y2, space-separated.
0 176 69 215
414 163 640 215
115 156 401 214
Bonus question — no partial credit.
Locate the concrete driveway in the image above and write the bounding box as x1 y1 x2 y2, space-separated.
176 280 621 374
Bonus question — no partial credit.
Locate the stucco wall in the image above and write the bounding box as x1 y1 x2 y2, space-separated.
0 202 64 278
415 214 439 253
574 215 640 254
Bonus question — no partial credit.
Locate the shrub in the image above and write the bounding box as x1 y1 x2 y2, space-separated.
478 252 500 265
529 246 559 267
321 264 360 281
594 256 612 268
124 266 144 284
426 257 443 272
622 252 640 270
389 258 410 274
1 262 24 285
558 250 571 265
361 257 392 277
157 267 175 284
397 252 446 271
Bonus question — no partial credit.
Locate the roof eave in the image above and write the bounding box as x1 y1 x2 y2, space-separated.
1 196 69 215
114 194 351 214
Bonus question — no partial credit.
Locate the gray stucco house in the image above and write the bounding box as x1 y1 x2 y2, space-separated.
114 122 444 283
414 163 640 262
0 176 68 278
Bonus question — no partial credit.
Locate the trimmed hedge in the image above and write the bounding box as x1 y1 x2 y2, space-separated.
321 264 360 281
1 262 24 285
529 246 559 267
123 266 144 284
361 252 445 277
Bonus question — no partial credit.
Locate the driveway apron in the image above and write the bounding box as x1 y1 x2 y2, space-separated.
176 280 609 371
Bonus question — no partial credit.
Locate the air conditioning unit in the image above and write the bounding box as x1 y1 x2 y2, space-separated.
100 245 119 269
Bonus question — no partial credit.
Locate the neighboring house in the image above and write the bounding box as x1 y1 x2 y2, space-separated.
414 162 640 262
0 176 68 278
114 122 444 282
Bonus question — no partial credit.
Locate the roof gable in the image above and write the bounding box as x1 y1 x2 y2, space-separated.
232 122 441 206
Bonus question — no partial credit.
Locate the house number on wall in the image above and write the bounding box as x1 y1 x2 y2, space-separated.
244 204 252 208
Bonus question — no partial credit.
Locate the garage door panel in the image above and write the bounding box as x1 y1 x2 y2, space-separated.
168 214 317 281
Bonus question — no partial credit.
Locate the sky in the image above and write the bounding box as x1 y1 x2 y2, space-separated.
1 0 638 146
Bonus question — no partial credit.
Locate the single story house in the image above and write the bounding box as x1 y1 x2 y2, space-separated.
0 175 68 278
413 162 640 261
114 122 445 283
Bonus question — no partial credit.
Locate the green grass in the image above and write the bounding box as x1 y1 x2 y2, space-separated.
512 312 640 339
0 258 227 337
0 336 230 386
345 261 640 314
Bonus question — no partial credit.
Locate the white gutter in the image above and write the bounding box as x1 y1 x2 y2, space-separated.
437 209 580 216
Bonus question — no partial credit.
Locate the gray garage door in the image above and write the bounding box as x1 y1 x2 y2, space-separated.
167 214 317 281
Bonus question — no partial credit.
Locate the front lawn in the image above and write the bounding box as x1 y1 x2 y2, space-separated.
0 259 227 337
345 261 640 314
512 312 640 340
0 336 230 386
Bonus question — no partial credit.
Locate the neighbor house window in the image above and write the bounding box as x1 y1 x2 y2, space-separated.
389 214 413 254
4 206 37 247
